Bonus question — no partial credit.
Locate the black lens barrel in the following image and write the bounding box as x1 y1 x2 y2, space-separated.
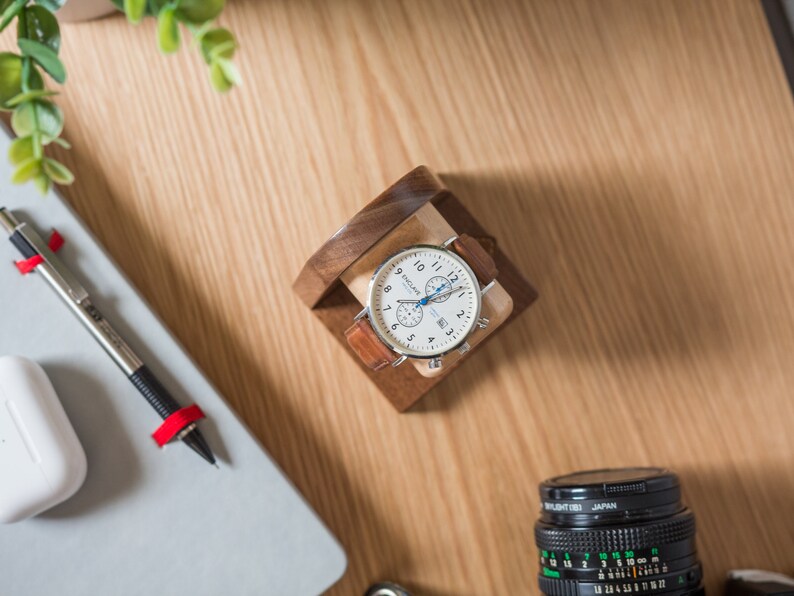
539 467 683 526
535 468 703 596
536 510 696 553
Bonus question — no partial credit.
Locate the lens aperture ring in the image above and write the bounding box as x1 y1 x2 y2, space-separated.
538 563 703 596
535 512 695 553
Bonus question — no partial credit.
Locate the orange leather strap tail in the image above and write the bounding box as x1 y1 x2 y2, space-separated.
345 318 398 371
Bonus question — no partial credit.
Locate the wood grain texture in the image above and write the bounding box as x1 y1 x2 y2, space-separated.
2 0 794 593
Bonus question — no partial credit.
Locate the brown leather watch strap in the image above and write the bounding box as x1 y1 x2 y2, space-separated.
451 233 498 285
345 318 398 371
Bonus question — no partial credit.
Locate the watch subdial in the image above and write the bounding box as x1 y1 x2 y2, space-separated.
396 303 423 327
425 276 451 303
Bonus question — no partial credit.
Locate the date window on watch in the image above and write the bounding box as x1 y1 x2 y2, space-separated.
437 317 448 329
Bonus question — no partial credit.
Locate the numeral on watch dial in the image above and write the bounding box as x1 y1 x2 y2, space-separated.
368 246 480 357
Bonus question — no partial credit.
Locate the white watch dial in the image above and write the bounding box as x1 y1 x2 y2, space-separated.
367 245 481 357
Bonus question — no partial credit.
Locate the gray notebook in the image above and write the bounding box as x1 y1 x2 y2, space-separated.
0 129 346 595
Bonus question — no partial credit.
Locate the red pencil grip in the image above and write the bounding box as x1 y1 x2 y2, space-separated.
15 230 64 274
152 405 206 447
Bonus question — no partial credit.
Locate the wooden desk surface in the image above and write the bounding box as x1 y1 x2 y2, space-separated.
3 0 793 592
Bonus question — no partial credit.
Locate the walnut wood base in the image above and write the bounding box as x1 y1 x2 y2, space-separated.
293 166 538 411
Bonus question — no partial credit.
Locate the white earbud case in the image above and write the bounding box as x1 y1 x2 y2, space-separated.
0 356 87 523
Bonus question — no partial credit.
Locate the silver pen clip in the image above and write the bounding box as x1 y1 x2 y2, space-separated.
0 209 89 305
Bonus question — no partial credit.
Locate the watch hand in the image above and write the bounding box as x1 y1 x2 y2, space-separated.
396 283 463 306
417 282 451 305
428 285 463 301
395 287 447 305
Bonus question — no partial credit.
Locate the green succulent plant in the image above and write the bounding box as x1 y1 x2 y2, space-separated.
0 0 239 194
114 0 240 92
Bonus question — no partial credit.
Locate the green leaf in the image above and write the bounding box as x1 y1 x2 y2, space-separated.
18 39 66 83
11 157 41 184
35 99 64 137
189 20 213 44
42 157 73 184
199 28 235 64
211 41 235 61
8 135 34 165
146 0 169 17
174 0 224 23
18 6 61 53
215 57 240 86
209 60 232 92
157 6 180 53
34 0 66 12
0 53 40 110
11 99 63 138
33 172 51 194
23 60 44 91
125 0 167 15
123 0 146 24
0 53 24 110
6 88 57 107
0 0 26 33
49 136 70 149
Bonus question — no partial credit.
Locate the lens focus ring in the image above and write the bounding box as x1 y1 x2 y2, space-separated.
535 512 695 552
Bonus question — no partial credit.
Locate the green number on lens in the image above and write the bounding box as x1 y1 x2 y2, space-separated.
625 551 634 558
599 553 608 560
652 547 659 555
585 553 590 560
564 552 570 560
612 551 620 559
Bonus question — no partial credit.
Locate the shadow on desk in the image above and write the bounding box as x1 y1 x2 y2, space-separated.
411 168 756 411
442 168 739 363
40 364 141 519
681 461 794 579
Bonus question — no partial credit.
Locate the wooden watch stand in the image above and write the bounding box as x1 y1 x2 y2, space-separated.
293 166 538 411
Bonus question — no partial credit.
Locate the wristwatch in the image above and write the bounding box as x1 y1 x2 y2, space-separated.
345 234 498 371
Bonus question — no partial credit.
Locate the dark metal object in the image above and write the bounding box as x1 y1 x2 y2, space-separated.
727 570 794 596
130 366 215 464
365 582 413 596
762 0 794 95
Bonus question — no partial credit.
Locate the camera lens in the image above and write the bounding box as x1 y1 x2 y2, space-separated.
534 468 704 596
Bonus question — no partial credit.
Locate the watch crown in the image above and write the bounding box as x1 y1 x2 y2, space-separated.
477 317 490 329
428 357 443 370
